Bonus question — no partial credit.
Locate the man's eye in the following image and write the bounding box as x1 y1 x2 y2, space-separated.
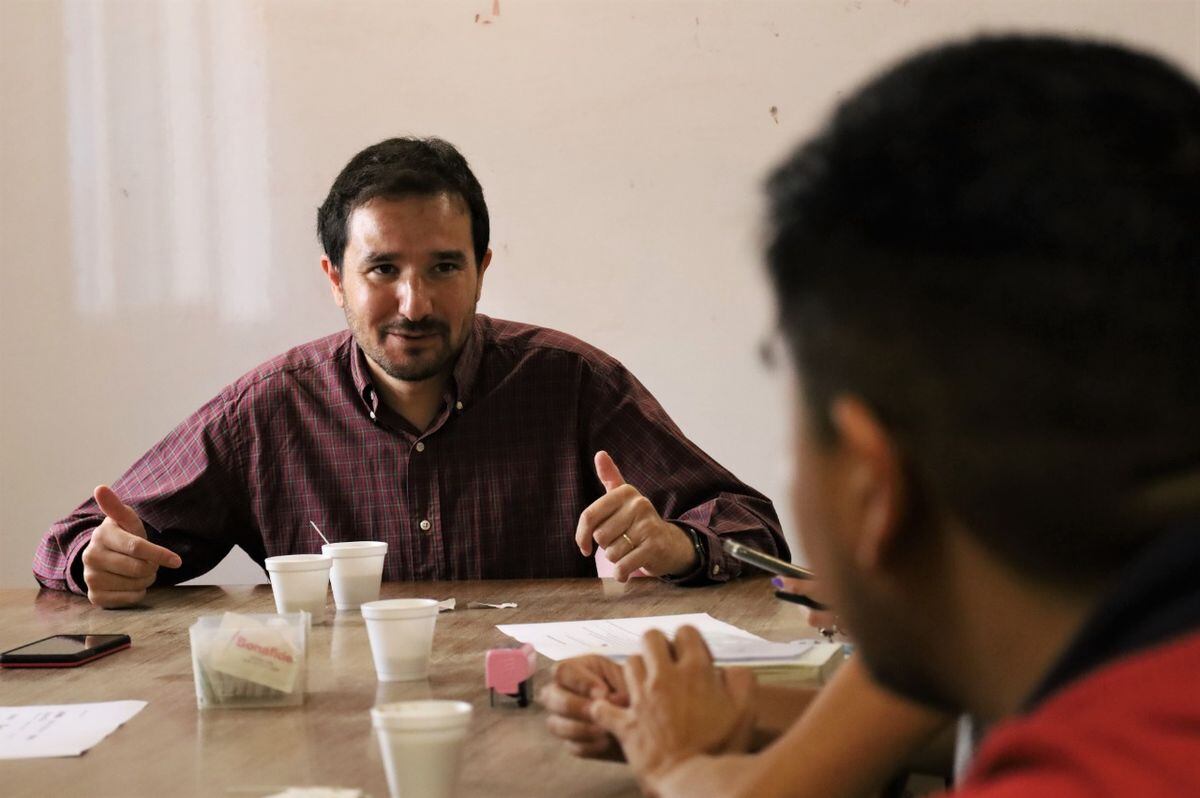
434 262 461 275
370 264 397 276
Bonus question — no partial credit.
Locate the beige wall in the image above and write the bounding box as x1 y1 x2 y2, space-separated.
2 0 1197 588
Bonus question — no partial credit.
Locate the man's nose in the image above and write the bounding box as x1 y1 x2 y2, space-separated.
397 275 433 320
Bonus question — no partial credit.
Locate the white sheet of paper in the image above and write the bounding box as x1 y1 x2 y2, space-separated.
0 701 147 760
496 613 814 662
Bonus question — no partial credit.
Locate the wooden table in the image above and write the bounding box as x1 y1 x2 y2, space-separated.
0 577 815 797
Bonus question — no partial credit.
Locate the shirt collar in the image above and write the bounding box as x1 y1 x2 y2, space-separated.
347 315 489 415
450 313 487 408
348 334 380 415
1023 519 1200 710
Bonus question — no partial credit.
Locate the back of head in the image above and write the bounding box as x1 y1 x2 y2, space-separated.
317 136 490 269
766 36 1200 584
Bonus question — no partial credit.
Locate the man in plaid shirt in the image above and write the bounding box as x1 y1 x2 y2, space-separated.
34 137 786 608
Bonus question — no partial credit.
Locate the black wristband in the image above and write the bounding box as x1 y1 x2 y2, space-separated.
665 524 707 580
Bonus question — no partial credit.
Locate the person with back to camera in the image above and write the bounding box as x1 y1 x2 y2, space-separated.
540 35 1200 797
34 137 787 608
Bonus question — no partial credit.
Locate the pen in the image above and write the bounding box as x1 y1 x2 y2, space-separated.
773 589 828 612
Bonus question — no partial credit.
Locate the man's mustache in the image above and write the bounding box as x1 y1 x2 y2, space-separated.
380 319 449 336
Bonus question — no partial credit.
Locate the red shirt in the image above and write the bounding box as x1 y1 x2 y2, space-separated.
952 631 1200 796
33 315 785 592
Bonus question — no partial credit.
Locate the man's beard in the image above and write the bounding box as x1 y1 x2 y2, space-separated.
840 585 963 714
860 648 961 714
350 311 463 383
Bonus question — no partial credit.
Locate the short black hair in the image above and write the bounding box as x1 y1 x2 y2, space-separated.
766 36 1200 583
317 137 490 269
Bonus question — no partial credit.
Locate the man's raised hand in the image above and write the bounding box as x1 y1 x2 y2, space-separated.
575 451 699 581
80 485 181 608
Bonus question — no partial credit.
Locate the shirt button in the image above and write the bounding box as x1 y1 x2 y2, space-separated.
419 519 431 532
415 441 425 453
455 401 463 411
368 411 376 421
713 563 721 575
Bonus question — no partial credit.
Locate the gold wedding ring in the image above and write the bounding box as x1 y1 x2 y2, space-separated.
622 533 634 547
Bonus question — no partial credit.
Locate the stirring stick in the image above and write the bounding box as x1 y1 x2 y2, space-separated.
309 521 331 547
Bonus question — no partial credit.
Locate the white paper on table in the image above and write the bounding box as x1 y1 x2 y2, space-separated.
0 700 147 759
496 613 814 662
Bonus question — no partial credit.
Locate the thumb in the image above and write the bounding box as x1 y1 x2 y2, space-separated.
724 666 757 706
553 658 609 696
722 667 759 752
94 485 147 538
594 451 626 493
587 695 628 733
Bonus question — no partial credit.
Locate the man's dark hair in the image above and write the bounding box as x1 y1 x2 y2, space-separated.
765 36 1200 583
317 137 489 269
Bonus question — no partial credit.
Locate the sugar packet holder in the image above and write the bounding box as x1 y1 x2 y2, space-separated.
190 611 309 709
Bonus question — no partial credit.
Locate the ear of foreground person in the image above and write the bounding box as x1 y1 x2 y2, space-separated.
548 34 1200 797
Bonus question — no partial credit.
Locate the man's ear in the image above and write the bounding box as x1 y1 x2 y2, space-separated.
321 256 345 308
475 248 492 303
829 396 907 571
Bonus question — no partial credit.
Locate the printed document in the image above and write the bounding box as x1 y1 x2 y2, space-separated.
496 613 814 662
0 701 146 759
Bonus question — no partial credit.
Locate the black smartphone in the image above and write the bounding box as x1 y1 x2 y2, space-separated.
722 539 816 580
0 634 131 668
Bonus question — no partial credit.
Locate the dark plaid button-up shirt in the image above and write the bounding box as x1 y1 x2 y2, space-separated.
34 315 786 592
